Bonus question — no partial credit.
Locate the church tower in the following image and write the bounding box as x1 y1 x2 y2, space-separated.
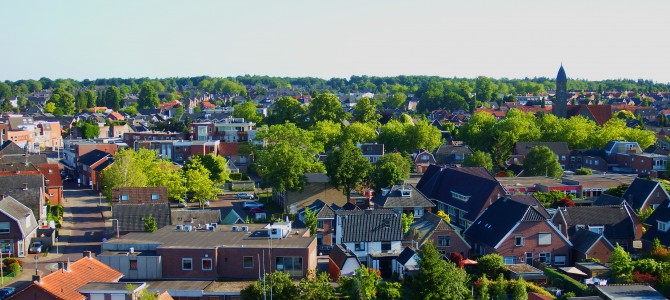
553 64 568 118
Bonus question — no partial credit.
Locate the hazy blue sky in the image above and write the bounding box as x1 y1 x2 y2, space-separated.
2 0 669 82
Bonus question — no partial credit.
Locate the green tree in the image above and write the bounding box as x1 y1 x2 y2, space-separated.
233 101 263 123
512 277 527 300
310 120 343 151
414 243 470 300
266 96 306 126
77 121 100 139
325 142 372 200
523 146 563 178
458 112 496 152
307 93 348 125
103 86 122 111
1 99 13 113
84 90 97 108
184 156 221 207
298 271 336 300
604 183 630 198
408 120 443 153
370 153 412 191
575 168 593 175
402 212 414 234
47 88 76 116
100 149 149 200
190 154 230 184
138 83 160 109
462 150 493 172
144 214 157 232
475 76 495 102
0 82 12 101
44 102 56 113
304 207 317 236
386 92 406 109
353 97 380 124
611 244 633 283
241 271 300 300
377 281 402 300
338 266 380 300
342 122 378 144
491 274 507 300
476 254 507 279
477 275 490 300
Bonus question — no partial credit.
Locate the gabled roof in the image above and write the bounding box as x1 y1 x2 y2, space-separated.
464 198 562 249
416 165 504 222
432 144 473 164
337 209 403 243
396 247 417 265
0 173 44 217
507 194 551 219
11 256 123 300
221 208 244 225
567 105 613 126
329 244 360 269
37 164 63 187
93 158 114 172
514 142 570 156
0 140 25 155
316 204 336 219
642 199 670 245
0 195 38 238
570 229 614 254
359 143 384 156
593 194 625 207
172 209 221 225
622 178 668 211
112 203 171 232
77 149 111 166
404 211 470 248
555 205 636 240
371 185 435 209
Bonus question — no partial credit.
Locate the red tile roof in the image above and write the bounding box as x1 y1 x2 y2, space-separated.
11 256 123 300
107 111 125 121
37 164 63 187
568 104 612 126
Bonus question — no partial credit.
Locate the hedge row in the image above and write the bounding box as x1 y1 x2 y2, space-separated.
544 267 594 296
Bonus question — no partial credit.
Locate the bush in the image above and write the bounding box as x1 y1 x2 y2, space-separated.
9 262 21 275
527 282 556 299
544 267 594 296
634 258 661 275
633 271 658 285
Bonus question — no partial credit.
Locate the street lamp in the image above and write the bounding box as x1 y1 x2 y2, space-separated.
34 255 39 276
109 219 120 238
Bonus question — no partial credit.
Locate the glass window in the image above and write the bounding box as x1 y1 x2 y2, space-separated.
438 236 451 247
276 256 303 277
243 256 253 268
202 258 213 271
659 221 668 232
381 242 392 251
121 194 129 201
588 226 604 235
554 255 566 266
515 236 524 246
0 223 9 234
182 258 192 270
503 256 517 264
129 260 138 270
538 233 552 245
151 194 159 200
355 242 365 251
539 252 551 264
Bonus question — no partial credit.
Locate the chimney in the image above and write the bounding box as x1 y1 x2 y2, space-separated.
32 274 41 283
83 251 92 258
62 258 71 272
22 183 28 190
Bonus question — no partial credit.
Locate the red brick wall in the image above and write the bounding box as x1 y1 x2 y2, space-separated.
584 238 613 263
429 230 471 259
157 248 219 280
631 155 653 177
494 221 572 265
112 187 169 204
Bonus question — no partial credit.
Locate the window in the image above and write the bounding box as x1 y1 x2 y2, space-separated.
503 256 517 264
588 226 604 235
182 258 193 270
438 236 451 247
554 255 566 266
355 242 366 251
0 223 9 234
121 194 129 201
243 256 253 268
151 194 159 200
202 258 213 271
659 221 668 232
381 242 392 251
538 233 552 245
414 207 424 217
539 252 551 264
276 256 303 276
451 191 470 202
129 260 138 270
515 235 524 247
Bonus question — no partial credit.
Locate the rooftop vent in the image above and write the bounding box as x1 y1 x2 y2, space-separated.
232 226 239 232
184 225 193 232
241 226 249 232
176 225 184 231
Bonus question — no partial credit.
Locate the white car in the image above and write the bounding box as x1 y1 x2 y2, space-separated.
243 201 264 209
236 193 255 199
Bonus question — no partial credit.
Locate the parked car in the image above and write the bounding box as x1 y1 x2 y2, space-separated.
243 201 264 209
177 200 187 208
0 287 15 300
237 192 255 199
29 241 43 254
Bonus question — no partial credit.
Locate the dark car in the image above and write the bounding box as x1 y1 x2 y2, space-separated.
29 241 43 254
0 287 16 299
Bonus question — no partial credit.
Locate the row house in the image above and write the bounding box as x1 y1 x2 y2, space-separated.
404 212 471 258
621 177 670 212
464 198 572 267
77 149 114 190
417 165 506 229
191 117 257 143
62 139 119 170
99 223 317 280
371 185 435 218
0 195 38 258
123 131 190 149
0 142 63 205
0 173 47 222
135 139 219 163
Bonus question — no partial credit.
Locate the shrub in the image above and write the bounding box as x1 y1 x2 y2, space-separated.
557 198 575 207
9 262 21 275
527 282 555 299
544 267 594 296
634 258 661 275
633 271 658 285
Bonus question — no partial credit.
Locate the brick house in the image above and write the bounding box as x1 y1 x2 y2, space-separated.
111 187 169 204
629 153 667 178
0 195 38 258
551 204 642 251
404 212 471 258
99 223 316 280
328 244 361 280
123 132 190 149
37 163 63 205
77 149 113 190
641 199 670 249
432 144 473 166
0 173 46 221
371 185 435 219
464 198 572 266
412 149 436 173
622 178 670 212
417 165 506 229
111 203 171 234
316 204 337 249
570 229 615 263
511 142 570 169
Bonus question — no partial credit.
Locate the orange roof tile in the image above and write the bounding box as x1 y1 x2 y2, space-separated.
14 256 123 300
37 163 63 187
158 291 175 300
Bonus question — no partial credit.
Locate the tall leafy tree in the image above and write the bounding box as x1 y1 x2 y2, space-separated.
338 267 381 300
353 97 379 124
298 271 336 300
611 244 633 283
475 76 495 102
325 142 372 200
462 150 493 172
138 83 160 109
233 101 263 123
144 215 157 232
183 156 221 206
307 93 348 125
523 145 563 178
189 154 230 184
414 243 470 300
47 88 76 116
310 120 343 151
100 149 149 200
267 96 306 126
342 122 378 144
103 86 122 110
241 271 300 300
304 207 317 236
370 153 412 191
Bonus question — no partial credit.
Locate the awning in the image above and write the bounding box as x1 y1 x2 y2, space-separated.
559 267 588 277
462 259 478 265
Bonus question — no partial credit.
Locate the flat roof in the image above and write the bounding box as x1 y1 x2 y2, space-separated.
576 261 611 271
596 284 665 300
79 282 145 292
104 224 315 249
562 174 637 188
498 176 571 189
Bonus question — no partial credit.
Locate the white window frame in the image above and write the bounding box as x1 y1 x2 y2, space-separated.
202 258 213 271
503 256 517 264
538 233 552 245
182 258 193 270
355 242 366 251
539 252 551 264
451 191 470 202
659 221 668 232
243 256 254 268
438 236 450 247
515 235 524 247
588 225 604 235
0 222 9 234
121 194 129 201
554 255 566 266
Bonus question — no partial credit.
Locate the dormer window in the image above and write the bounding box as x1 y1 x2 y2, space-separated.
588 225 604 235
400 188 411 198
659 221 668 232
451 191 470 202
515 235 524 246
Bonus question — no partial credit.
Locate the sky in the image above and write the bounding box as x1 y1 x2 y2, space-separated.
1 0 669 83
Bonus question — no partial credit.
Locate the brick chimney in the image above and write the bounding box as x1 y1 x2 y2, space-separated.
32 274 41 283
83 251 92 258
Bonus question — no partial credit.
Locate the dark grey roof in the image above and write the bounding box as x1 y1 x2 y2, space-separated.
417 165 505 222
507 194 550 219
316 204 336 219
514 142 570 156
622 178 665 211
78 149 111 166
0 195 38 238
396 247 417 265
557 65 567 82
464 198 548 249
596 284 665 300
171 209 221 225
556 205 636 241
642 199 670 246
298 199 326 215
329 244 360 269
338 209 403 243
432 145 473 164
0 173 44 218
372 185 435 209
404 212 468 248
359 143 384 156
112 203 171 232
341 202 360 211
0 141 26 155
0 154 49 165
593 194 625 206
571 229 613 254
93 158 114 172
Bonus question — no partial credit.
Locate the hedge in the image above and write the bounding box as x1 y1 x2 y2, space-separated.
544 267 594 296
527 282 556 299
